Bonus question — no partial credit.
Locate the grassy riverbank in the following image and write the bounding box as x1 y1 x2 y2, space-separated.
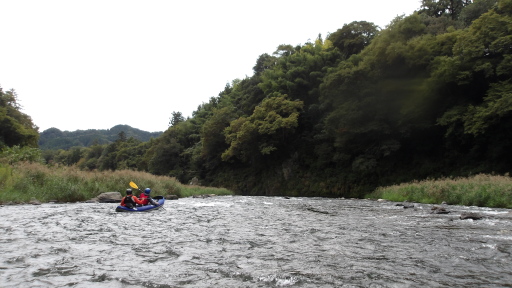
3 162 511 209
367 174 512 209
0 162 233 204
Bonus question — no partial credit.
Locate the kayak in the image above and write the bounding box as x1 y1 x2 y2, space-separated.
115 196 165 212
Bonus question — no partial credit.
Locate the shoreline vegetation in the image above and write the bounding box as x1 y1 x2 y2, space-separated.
0 162 233 204
367 174 512 209
1 162 511 209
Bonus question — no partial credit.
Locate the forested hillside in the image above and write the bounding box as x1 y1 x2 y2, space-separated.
4 0 511 198
38 125 163 150
147 0 509 197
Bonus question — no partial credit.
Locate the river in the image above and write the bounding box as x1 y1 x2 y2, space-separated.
1 196 511 287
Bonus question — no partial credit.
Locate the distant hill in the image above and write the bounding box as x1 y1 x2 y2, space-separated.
38 125 163 150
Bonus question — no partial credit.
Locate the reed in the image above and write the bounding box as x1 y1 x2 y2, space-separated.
367 174 512 208
0 162 233 204
179 185 234 198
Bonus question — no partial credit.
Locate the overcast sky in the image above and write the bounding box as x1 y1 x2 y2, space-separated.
0 0 421 132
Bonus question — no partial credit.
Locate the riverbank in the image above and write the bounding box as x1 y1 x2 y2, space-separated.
367 173 512 209
2 162 511 209
0 162 233 204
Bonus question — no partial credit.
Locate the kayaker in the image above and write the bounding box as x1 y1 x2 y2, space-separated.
139 188 158 206
120 189 143 209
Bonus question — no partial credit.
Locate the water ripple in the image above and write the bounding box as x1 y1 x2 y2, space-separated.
1 197 512 287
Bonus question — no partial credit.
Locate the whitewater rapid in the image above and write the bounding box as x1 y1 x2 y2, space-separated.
1 196 511 287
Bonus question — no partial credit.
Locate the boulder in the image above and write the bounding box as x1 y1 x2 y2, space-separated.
460 212 483 220
95 192 123 203
396 203 415 209
29 198 42 205
431 206 450 214
165 195 179 200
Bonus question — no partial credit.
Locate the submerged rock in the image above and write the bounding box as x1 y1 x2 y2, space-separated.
29 198 42 205
431 206 450 214
396 203 415 209
460 212 483 220
192 194 216 198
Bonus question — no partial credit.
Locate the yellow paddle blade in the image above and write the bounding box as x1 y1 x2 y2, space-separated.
129 181 139 189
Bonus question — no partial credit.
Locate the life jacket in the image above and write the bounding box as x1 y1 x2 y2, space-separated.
139 193 149 205
122 195 136 208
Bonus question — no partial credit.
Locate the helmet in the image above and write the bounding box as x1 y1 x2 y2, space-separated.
144 188 151 195
126 189 132 195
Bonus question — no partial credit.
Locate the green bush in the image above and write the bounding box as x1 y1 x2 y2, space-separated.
0 145 43 165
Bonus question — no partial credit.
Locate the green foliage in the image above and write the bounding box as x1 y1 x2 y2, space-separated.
169 111 185 127
327 21 379 58
462 80 512 134
144 119 202 182
178 185 233 198
0 145 43 164
222 94 303 162
0 164 13 190
259 35 341 106
435 1 512 137
0 162 233 203
201 107 234 165
0 88 39 148
460 0 499 26
420 0 473 19
253 53 278 75
369 174 512 208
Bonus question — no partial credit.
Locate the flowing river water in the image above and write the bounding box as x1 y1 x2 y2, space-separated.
1 196 512 287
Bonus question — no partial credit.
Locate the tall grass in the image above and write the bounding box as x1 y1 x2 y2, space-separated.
0 162 233 204
367 174 512 208
179 185 233 198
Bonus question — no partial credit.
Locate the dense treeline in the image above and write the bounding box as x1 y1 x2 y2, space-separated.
3 0 512 198
157 0 510 197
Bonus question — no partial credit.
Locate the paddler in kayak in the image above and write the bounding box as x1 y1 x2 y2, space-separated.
139 188 159 206
120 189 144 209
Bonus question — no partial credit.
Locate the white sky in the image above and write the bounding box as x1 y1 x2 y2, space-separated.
0 0 421 132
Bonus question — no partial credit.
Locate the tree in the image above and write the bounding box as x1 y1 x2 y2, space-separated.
273 44 296 57
116 131 127 142
169 111 185 127
420 0 473 19
436 1 512 136
201 107 234 163
222 93 303 162
253 53 277 75
327 21 379 58
0 88 39 148
460 0 499 26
